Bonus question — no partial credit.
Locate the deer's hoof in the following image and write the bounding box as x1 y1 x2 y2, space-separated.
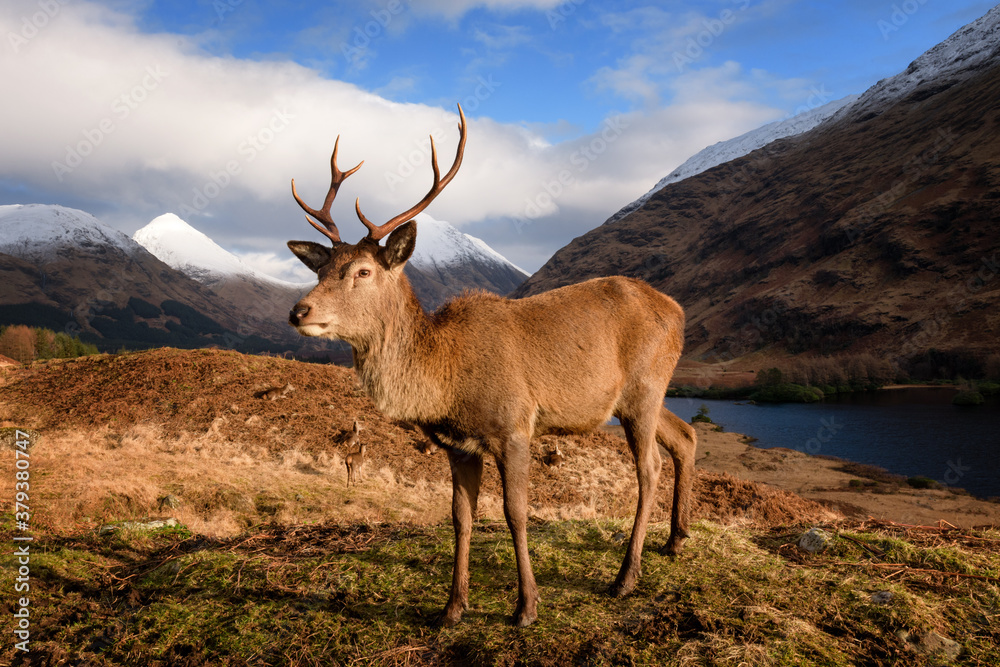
439 610 463 628
608 579 636 598
660 536 688 557
510 611 537 628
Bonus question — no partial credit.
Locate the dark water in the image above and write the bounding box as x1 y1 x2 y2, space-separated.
664 388 1000 499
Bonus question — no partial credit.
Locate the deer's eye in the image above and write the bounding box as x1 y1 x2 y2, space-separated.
356 268 371 279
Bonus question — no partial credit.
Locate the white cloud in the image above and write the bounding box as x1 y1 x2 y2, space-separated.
0 0 796 274
233 250 316 283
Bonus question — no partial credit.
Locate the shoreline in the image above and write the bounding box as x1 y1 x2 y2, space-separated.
604 422 1000 528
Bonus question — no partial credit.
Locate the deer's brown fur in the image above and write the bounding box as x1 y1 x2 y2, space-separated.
285 106 696 628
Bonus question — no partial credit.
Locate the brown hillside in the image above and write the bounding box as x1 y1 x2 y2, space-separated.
515 60 1000 375
0 348 834 534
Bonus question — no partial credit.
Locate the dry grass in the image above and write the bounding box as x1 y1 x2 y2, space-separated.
11 424 460 536
0 348 839 540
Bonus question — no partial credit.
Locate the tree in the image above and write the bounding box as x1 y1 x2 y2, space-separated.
0 325 36 363
35 328 56 359
691 404 713 424
756 367 784 388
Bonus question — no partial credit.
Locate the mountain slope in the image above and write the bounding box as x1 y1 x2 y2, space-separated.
605 94 859 225
515 7 1000 377
133 214 312 346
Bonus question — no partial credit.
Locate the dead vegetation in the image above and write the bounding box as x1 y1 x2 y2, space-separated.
0 348 836 537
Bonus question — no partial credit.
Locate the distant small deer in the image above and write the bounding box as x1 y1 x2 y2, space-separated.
542 442 565 468
343 421 366 486
258 383 294 400
285 105 696 627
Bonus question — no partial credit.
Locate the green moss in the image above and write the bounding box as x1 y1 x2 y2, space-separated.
2 520 999 666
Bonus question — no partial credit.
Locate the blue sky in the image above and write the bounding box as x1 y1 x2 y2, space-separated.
132 0 992 132
0 0 995 276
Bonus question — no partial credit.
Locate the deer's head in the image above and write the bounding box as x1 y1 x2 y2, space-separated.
287 106 466 345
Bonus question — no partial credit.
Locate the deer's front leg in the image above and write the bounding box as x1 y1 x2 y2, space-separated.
442 448 484 627
496 437 538 627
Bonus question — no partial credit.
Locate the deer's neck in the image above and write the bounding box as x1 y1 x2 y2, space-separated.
352 278 453 423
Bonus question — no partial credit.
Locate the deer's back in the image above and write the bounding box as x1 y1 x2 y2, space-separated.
433 276 684 436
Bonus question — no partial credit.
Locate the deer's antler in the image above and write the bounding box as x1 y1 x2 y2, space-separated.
356 104 467 241
291 136 363 244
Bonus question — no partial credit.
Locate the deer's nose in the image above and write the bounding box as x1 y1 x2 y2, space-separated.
289 304 310 326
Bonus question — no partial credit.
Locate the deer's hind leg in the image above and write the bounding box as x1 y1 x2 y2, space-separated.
657 407 697 555
610 399 663 598
495 433 539 627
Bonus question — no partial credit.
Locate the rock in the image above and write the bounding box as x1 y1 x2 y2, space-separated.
797 527 833 553
158 494 182 510
221 491 256 513
611 532 627 544
900 630 961 663
99 518 179 535
870 590 894 605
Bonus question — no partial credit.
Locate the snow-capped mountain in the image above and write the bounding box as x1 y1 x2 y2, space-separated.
133 214 314 346
606 4 1000 228
0 204 143 259
133 212 528 311
133 213 309 289
410 213 529 277
606 94 859 224
406 213 530 304
834 3 1000 122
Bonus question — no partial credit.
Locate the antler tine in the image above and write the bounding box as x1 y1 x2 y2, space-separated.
291 136 364 244
358 104 467 241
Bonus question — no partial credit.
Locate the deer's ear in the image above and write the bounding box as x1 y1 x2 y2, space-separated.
379 221 416 270
287 241 332 273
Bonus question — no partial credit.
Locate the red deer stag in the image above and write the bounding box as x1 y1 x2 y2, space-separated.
286 105 696 628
